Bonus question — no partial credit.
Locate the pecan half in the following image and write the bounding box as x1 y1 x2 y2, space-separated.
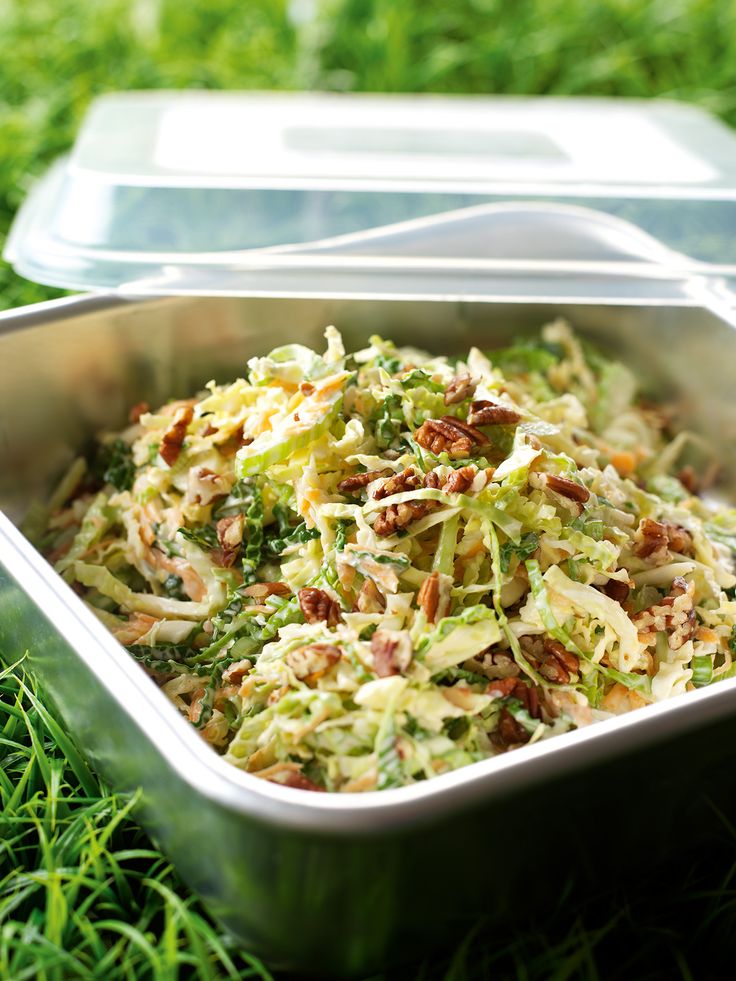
677 465 698 495
216 514 244 567
373 467 422 500
444 373 477 405
664 523 694 556
487 677 519 698
298 587 342 626
513 680 542 720
417 571 439 622
634 518 693 560
286 642 341 683
544 473 590 504
424 470 441 489
338 469 390 494
467 399 521 427
539 639 579 685
414 416 488 459
602 579 631 606
520 636 579 685
633 517 668 560
417 571 450 623
160 405 194 466
443 465 477 494
488 672 544 724
374 500 438 536
493 707 531 749
371 629 413 677
355 577 386 614
128 401 150 424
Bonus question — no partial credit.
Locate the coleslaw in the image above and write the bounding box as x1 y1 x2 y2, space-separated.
35 321 736 792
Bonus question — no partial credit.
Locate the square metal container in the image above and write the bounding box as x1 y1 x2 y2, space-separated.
2 290 736 976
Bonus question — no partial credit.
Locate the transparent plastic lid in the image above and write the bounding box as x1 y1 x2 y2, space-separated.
8 91 736 299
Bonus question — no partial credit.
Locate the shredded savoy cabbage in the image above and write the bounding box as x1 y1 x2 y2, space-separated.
35 321 736 792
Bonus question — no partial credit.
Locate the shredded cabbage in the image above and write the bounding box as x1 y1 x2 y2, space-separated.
38 321 736 792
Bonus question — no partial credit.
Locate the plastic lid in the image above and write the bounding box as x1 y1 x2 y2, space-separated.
8 91 736 299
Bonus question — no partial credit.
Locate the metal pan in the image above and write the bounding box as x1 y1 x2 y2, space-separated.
2 292 736 976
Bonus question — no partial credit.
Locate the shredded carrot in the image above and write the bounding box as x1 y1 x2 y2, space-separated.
610 451 636 476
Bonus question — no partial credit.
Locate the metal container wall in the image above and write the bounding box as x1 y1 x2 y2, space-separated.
2 293 736 975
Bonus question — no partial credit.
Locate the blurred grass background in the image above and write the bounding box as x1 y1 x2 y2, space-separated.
3 0 736 977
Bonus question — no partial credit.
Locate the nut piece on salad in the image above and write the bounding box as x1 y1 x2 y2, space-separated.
298 588 342 626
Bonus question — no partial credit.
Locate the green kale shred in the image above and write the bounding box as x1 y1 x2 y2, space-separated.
94 439 136 491
499 531 540 573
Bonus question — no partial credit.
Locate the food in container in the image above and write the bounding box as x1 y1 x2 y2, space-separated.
32 319 736 794
3 92 736 973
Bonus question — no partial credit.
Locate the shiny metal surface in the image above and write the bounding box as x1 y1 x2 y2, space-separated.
2 293 736 975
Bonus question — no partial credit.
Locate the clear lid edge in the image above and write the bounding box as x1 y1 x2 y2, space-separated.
9 93 736 299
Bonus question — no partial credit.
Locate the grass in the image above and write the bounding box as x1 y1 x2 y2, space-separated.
5 658 736 981
3 0 736 976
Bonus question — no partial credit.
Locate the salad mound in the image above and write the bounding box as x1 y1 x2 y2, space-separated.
36 321 736 792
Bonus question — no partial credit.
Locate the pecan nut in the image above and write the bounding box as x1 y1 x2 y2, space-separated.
633 517 668 559
160 405 194 466
487 677 519 698
298 587 342 626
488 669 544 722
602 579 631 606
215 514 244 567
678 465 698 495
634 518 693 560
513 680 541 720
374 500 438 536
414 416 488 459
373 467 423 500
666 523 694 556
371 629 413 677
444 373 477 405
539 639 579 685
493 707 531 749
544 473 590 504
338 469 391 494
354 577 386 614
442 465 477 494
520 636 579 685
128 401 150 424
416 570 451 623
467 400 521 427
286 642 341 683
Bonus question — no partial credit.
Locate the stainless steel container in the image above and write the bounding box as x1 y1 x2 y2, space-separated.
2 291 736 976
4 93 736 975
